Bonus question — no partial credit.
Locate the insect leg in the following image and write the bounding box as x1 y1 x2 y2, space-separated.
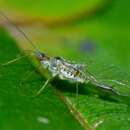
1 52 33 66
76 82 79 107
21 65 42 85
1 55 25 66
34 78 53 97
20 69 37 86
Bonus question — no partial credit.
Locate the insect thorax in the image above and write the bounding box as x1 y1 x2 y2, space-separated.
40 56 86 83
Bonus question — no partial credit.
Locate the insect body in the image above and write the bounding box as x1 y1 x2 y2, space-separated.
36 52 86 83
35 51 123 96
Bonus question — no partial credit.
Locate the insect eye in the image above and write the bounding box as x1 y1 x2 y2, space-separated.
41 53 45 57
35 51 45 58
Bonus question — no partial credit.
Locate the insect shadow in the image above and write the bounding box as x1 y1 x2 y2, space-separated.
52 78 129 104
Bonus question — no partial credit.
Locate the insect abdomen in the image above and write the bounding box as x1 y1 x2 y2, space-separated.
59 66 86 83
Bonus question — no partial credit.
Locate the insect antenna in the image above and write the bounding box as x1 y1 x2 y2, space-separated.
0 10 46 66
0 10 39 52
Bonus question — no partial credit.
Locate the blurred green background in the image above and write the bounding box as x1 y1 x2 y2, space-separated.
0 0 130 130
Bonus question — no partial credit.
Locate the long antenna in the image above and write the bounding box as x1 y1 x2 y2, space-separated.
0 10 39 51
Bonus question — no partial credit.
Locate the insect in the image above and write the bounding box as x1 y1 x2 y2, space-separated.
0 11 128 97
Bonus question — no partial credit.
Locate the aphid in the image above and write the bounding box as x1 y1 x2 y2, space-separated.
0 11 128 97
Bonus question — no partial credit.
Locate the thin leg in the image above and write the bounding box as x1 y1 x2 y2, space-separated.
21 65 41 84
2 55 27 66
35 78 52 97
76 82 79 107
20 69 37 85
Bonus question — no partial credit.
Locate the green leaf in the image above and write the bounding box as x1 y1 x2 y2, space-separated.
0 28 84 130
1 0 130 130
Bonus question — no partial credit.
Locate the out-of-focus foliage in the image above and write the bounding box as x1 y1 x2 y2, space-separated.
0 0 109 26
0 0 106 17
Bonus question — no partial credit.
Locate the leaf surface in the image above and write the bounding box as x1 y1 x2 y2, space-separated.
1 0 130 130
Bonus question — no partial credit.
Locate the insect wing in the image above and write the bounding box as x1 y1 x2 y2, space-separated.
85 62 130 96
